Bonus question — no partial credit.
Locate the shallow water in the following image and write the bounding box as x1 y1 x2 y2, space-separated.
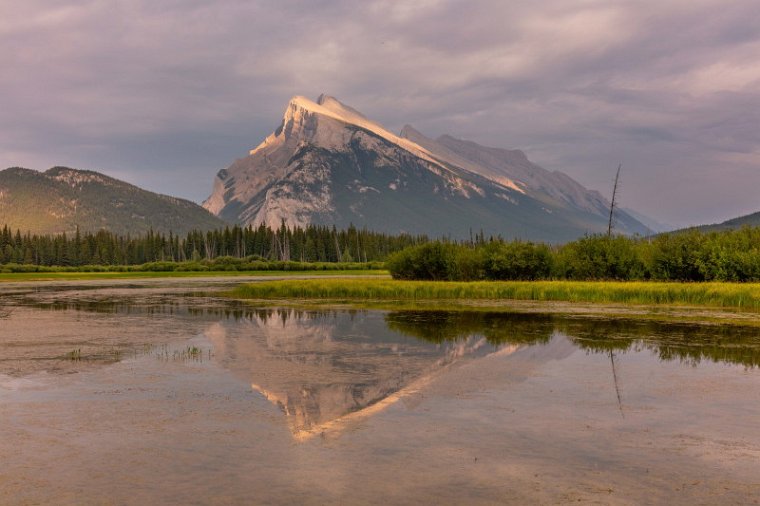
1 279 760 505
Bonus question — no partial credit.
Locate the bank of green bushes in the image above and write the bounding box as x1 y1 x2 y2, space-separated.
387 228 760 282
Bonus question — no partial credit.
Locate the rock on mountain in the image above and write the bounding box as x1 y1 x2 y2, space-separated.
204 94 649 242
0 166 225 235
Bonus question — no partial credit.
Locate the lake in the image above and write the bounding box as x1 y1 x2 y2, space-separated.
1 278 759 505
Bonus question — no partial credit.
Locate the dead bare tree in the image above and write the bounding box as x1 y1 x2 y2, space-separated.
608 163 622 237
334 232 343 262
203 232 216 259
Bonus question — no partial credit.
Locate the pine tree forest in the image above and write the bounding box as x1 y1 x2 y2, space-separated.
0 223 427 267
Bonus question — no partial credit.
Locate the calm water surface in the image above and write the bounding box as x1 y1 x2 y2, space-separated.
1 279 759 505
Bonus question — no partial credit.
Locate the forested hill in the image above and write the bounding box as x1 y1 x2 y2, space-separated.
689 210 760 233
0 166 225 235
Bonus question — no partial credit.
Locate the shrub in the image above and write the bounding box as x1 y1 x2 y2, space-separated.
556 235 645 280
483 241 553 280
387 242 459 280
649 231 705 281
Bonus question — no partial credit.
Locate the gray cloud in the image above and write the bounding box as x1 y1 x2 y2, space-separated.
1 0 758 226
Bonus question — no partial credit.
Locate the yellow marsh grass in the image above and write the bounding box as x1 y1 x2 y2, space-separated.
230 279 760 310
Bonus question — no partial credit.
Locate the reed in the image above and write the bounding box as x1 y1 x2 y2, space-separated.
228 279 760 310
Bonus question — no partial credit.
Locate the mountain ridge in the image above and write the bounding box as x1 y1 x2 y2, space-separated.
0 166 225 235
674 210 760 234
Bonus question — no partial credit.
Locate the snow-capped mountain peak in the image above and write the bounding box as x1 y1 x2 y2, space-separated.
204 95 649 241
254 94 445 169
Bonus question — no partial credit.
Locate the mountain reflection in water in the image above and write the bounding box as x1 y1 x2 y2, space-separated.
203 309 522 440
197 309 760 440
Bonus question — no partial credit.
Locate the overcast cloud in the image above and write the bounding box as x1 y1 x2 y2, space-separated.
1 0 759 226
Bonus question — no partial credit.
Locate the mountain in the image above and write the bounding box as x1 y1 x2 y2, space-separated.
620 207 675 234
685 210 760 234
0 166 225 235
204 94 649 242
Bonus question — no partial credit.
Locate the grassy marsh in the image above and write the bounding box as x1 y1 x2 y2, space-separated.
228 279 760 312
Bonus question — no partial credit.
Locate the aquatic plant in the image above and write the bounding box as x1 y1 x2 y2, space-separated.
228 279 760 311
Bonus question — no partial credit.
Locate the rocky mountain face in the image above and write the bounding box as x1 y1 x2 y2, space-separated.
204 94 649 242
0 166 225 235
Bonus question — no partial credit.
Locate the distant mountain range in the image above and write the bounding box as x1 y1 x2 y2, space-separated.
1 95 670 241
203 94 649 242
0 166 224 235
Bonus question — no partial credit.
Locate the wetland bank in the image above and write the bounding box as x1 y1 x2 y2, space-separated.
1 276 760 505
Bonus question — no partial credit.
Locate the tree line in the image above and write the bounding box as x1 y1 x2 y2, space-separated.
388 227 760 282
6 221 760 281
0 223 427 267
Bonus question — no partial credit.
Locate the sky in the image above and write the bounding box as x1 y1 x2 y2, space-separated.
1 0 759 228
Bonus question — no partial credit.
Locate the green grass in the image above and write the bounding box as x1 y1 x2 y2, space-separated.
228 279 760 311
0 269 389 282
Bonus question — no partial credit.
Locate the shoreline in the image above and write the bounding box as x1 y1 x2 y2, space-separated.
0 270 389 283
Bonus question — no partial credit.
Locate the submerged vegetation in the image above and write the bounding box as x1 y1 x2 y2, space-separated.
229 278 760 311
388 227 760 282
